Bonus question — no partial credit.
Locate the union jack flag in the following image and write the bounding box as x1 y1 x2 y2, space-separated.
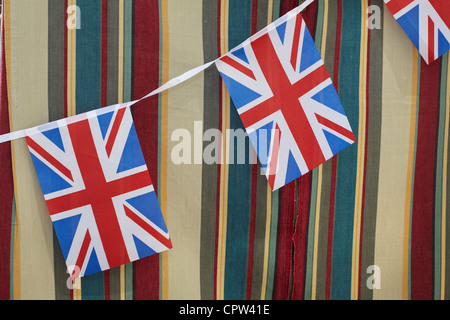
384 0 450 64
216 11 356 190
26 106 172 278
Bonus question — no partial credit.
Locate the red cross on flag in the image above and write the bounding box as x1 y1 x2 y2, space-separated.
216 11 356 190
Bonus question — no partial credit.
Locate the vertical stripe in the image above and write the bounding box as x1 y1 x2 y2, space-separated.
435 53 448 300
325 0 341 300
122 0 134 300
0 10 13 300
403 50 420 300
166 0 204 300
292 1 318 300
315 0 337 301
351 0 368 300
311 0 328 300
217 0 230 300
76 0 102 114
132 0 161 300
48 0 72 300
75 0 104 300
373 11 414 300
410 57 441 301
271 0 302 301
223 0 253 301
442 58 450 299
9 0 55 300
441 54 449 300
331 0 360 300
159 0 171 301
359 0 384 301
117 0 126 300
200 0 220 300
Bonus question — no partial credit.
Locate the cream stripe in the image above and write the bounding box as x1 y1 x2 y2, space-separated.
160 0 170 300
9 0 55 300
373 12 414 300
166 0 204 300
351 0 368 300
402 49 418 300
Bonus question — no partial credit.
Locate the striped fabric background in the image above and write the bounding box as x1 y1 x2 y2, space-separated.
0 0 449 300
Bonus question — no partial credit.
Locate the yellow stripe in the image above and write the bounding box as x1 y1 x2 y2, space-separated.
311 0 328 300
3 0 21 300
217 0 230 300
441 58 450 300
260 2 274 300
351 0 368 300
160 0 170 300
67 0 81 299
402 49 419 300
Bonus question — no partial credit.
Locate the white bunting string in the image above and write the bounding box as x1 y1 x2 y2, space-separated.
0 0 314 144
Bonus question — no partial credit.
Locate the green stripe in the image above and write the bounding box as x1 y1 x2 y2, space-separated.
76 0 105 299
435 53 449 299
200 0 220 300
123 0 134 301
331 0 361 300
224 0 253 300
265 189 279 300
359 0 384 300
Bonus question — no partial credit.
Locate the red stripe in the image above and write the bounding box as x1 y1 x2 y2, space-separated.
272 0 310 300
315 114 356 142
26 137 74 182
124 206 173 249
410 58 441 300
220 55 256 80
0 16 13 299
290 1 317 300
133 0 161 300
251 0 258 35
291 172 312 300
105 107 126 157
273 180 296 299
